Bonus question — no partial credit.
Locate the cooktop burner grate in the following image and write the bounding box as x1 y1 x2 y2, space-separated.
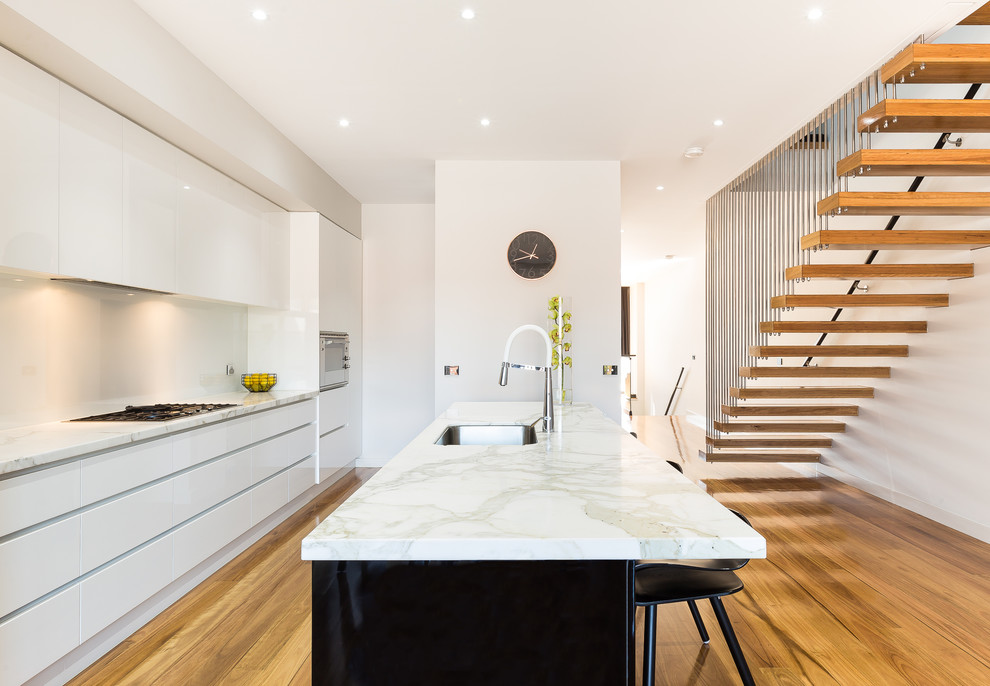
70 403 238 422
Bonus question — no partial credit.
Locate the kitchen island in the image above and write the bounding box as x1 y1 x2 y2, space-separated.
302 402 765 685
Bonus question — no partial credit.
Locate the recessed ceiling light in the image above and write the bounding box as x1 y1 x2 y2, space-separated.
251 9 268 21
12 278 24 282
339 119 350 128
807 8 823 21
655 185 665 191
713 119 724 127
480 118 491 127
461 8 476 20
182 185 191 190
684 146 705 158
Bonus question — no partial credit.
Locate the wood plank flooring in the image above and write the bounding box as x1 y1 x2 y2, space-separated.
68 419 990 685
631 415 990 686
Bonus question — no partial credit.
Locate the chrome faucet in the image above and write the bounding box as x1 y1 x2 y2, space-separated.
498 324 554 432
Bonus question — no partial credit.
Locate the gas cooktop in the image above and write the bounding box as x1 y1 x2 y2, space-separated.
70 403 238 422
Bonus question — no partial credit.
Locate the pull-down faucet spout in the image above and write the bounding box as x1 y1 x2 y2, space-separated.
498 324 554 432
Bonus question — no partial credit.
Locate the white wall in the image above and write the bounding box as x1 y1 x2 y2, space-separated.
361 204 435 465
639 254 705 420
0 272 247 429
435 161 622 421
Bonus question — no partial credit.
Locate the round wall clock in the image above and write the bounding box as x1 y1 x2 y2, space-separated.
507 230 557 280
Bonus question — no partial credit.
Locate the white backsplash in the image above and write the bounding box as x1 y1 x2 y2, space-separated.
0 273 248 429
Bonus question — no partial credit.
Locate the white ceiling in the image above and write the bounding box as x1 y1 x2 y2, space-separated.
131 0 973 280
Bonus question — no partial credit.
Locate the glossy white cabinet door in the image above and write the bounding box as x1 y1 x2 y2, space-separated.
58 84 124 283
318 427 350 481
80 438 173 506
80 536 173 642
171 415 253 470
0 586 79 686
288 455 317 501
175 152 276 306
251 472 288 526
0 516 80 618
81 481 173 573
251 398 317 441
123 120 176 292
172 491 252 579
319 386 349 436
172 448 253 524
0 46 59 275
0 462 80 538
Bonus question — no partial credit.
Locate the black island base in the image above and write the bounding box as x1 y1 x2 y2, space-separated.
312 559 635 685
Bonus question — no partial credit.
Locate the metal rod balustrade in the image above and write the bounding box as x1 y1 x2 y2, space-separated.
704 68 881 445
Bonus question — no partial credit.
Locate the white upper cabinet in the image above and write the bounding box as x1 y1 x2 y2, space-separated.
319 221 362 333
0 46 59 274
176 152 287 307
58 84 124 283
123 121 176 293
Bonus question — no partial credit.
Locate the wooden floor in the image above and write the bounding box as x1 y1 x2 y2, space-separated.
68 419 990 685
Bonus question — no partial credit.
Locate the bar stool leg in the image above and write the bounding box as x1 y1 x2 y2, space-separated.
642 604 657 686
710 597 755 686
687 599 710 643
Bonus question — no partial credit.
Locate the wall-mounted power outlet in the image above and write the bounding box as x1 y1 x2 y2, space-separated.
603 365 618 375
226 364 235 375
444 365 460 376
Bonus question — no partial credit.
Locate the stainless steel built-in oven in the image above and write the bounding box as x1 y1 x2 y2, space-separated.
320 332 350 391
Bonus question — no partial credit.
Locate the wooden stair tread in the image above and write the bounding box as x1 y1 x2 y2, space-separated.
740 366 891 378
713 420 846 433
960 4 990 25
837 149 990 177
859 99 990 134
730 386 874 399
771 294 948 308
750 345 907 357
881 43 990 84
818 192 990 216
705 450 822 463
722 404 858 417
786 264 972 280
707 435 833 448
801 230 990 251
760 320 927 333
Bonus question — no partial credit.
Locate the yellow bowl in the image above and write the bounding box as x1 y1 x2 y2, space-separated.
241 373 277 392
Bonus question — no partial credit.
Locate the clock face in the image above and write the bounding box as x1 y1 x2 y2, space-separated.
507 230 557 280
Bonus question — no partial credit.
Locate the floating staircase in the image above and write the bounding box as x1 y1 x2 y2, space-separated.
707 38 990 463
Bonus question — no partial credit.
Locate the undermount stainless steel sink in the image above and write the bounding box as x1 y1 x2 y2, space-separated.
435 424 538 446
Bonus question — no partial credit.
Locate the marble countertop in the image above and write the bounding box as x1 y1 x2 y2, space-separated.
302 402 766 562
0 389 317 476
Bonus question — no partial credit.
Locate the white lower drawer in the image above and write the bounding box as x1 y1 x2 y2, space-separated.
0 586 79 686
172 491 252 579
0 516 80 618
